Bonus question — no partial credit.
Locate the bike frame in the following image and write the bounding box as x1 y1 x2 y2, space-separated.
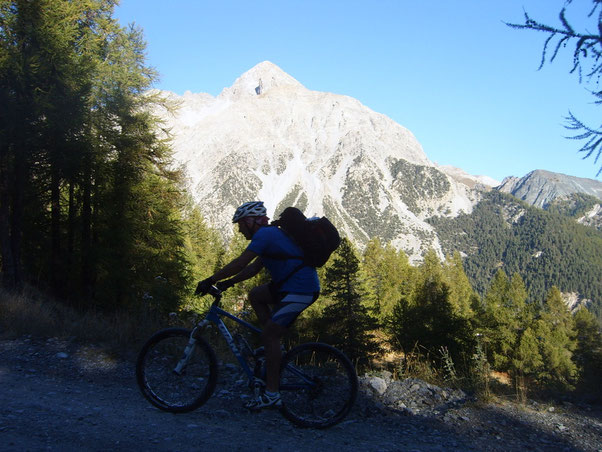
194 293 261 380
181 287 315 390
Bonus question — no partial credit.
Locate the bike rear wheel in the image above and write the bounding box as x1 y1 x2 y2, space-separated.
279 342 358 428
136 328 217 413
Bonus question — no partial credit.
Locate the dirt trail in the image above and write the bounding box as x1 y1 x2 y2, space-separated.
1 336 600 451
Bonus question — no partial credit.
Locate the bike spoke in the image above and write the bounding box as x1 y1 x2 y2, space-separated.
279 343 357 428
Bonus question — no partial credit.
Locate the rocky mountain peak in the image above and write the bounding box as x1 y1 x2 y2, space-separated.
154 63 490 261
218 61 305 101
497 169 602 208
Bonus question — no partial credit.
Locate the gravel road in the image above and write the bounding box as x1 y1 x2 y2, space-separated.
1 336 601 451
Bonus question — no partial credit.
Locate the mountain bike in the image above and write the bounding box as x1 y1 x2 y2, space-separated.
135 286 358 429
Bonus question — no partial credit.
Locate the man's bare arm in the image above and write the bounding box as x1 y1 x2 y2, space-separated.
211 249 261 282
227 257 264 284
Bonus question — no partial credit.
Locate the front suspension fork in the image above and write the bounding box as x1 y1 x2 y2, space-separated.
173 321 208 374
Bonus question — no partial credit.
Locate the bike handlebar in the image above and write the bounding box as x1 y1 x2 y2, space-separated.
208 285 222 297
206 285 222 306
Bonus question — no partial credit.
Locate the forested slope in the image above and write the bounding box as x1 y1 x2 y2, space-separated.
430 191 602 317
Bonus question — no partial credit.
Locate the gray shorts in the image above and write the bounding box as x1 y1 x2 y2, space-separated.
269 291 319 327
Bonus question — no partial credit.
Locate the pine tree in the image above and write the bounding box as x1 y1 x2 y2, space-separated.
321 238 379 367
418 249 444 285
512 325 544 400
573 306 602 396
389 250 474 369
363 238 412 324
534 287 578 389
78 12 192 311
443 252 477 318
478 270 517 371
513 326 543 376
508 273 531 326
183 203 223 281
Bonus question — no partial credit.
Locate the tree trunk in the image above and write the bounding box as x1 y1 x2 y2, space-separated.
81 148 93 302
0 147 17 289
67 178 75 261
8 143 25 290
50 159 61 294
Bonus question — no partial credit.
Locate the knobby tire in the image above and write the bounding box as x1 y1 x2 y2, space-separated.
279 342 358 428
136 328 217 413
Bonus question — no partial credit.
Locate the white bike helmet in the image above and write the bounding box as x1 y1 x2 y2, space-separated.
232 201 267 223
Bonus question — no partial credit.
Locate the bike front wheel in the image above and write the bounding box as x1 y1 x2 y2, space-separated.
279 342 358 428
136 328 217 413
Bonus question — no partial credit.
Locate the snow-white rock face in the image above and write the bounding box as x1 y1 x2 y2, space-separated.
577 203 602 230
153 61 484 262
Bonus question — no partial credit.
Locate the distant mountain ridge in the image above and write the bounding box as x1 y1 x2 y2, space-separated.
496 169 602 230
497 169 602 208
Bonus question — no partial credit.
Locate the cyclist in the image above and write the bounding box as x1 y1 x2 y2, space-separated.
195 201 320 410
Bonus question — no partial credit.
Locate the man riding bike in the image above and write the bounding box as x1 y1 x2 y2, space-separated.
195 201 320 410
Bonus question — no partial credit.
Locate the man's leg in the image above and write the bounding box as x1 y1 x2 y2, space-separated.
263 321 287 393
249 284 273 324
249 284 286 393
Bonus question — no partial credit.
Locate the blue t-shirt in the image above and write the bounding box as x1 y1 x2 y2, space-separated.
246 226 320 293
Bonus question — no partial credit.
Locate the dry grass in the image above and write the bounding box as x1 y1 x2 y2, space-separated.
397 349 446 385
0 288 164 359
491 371 511 385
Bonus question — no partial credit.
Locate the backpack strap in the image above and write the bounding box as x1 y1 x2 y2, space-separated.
272 262 308 291
261 252 303 261
261 225 304 262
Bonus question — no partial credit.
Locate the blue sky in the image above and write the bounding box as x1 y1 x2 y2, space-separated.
115 0 601 182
